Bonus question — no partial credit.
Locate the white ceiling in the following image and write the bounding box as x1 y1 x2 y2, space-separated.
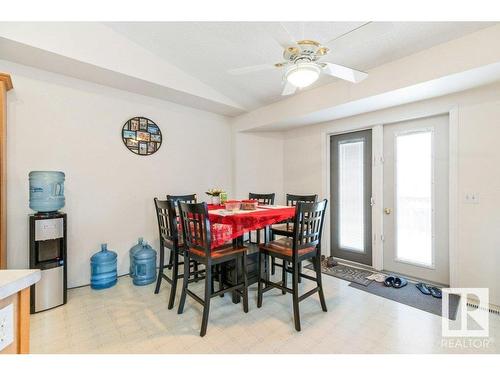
105 22 495 112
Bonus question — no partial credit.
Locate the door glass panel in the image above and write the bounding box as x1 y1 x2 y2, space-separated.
338 139 365 251
396 131 433 266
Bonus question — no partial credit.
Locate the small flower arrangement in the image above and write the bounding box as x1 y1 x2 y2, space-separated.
206 188 225 205
205 188 225 197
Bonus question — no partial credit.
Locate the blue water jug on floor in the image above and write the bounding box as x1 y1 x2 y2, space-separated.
29 171 65 213
129 237 144 277
132 242 157 286
91 244 117 290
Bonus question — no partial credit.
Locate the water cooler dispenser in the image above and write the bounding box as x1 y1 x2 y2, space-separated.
29 212 67 313
28 171 67 313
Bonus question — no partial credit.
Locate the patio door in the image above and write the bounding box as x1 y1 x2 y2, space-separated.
330 130 372 266
382 115 449 284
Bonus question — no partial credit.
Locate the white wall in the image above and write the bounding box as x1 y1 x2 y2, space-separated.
233 131 285 204
457 100 500 301
2 60 232 288
283 126 323 196
283 81 500 305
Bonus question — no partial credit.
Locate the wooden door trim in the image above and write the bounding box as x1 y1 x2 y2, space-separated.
0 72 12 269
0 74 13 91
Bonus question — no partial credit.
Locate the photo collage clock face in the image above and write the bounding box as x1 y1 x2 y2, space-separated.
122 117 162 156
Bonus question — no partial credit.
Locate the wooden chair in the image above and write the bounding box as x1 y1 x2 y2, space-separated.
153 198 202 309
249 192 275 205
247 192 275 245
177 202 249 337
164 194 198 274
167 194 197 204
258 199 328 331
270 193 317 278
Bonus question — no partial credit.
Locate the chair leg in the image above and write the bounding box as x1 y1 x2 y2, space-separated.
177 252 189 314
166 248 174 270
167 250 179 309
194 261 199 282
210 265 215 295
292 262 301 332
281 260 287 295
218 264 224 298
314 255 327 312
242 254 249 313
265 254 271 287
298 262 302 283
271 231 276 275
154 243 165 294
200 263 212 337
257 251 263 308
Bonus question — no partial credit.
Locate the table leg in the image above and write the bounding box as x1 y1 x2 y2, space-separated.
232 235 244 304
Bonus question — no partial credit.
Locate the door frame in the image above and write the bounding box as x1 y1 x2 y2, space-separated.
322 107 459 287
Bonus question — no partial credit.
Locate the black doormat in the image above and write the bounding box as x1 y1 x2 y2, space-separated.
349 281 461 320
304 262 373 286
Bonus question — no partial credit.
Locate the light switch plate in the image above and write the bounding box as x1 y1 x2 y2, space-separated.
0 303 14 351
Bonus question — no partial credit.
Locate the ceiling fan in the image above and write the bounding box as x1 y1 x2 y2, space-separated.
228 23 377 96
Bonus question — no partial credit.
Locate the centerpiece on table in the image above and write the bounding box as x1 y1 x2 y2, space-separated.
205 188 227 205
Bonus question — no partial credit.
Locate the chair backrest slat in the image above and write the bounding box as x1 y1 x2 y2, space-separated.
154 198 179 247
178 201 212 257
166 194 197 231
292 199 328 257
248 192 275 205
286 193 318 206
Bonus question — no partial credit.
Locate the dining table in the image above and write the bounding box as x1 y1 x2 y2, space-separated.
206 203 296 302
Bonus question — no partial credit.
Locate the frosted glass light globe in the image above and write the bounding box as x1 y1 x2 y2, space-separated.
286 63 320 88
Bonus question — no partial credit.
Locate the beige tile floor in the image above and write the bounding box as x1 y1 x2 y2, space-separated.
30 269 500 354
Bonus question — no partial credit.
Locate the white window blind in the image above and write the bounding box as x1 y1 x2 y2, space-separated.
338 140 365 252
396 130 433 266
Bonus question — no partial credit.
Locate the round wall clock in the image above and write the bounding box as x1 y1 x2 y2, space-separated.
122 116 162 156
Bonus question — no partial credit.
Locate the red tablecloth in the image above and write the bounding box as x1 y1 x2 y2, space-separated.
207 205 295 248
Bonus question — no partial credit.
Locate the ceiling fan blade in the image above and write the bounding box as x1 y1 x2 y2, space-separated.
322 62 368 83
281 81 297 96
273 22 300 49
228 64 276 75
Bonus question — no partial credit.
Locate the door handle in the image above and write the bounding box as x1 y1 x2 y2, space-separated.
384 208 392 215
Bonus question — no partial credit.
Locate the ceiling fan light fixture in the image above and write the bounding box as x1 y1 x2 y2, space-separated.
285 62 320 88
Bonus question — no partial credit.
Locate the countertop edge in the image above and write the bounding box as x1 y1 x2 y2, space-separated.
0 270 41 300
